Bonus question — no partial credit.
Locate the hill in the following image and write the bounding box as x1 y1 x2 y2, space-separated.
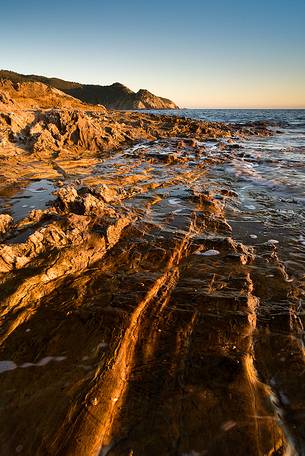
0 70 179 110
0 79 106 111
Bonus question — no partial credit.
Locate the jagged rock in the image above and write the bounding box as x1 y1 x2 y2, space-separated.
91 184 119 203
30 110 116 154
0 91 13 105
82 193 105 214
55 186 117 217
56 186 78 210
0 214 13 235
0 209 130 273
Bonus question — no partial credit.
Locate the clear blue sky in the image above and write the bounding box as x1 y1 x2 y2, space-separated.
1 0 305 108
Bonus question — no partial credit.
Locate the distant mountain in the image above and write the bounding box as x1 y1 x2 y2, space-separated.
0 70 179 110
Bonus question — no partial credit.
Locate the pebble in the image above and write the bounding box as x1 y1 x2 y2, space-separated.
201 249 220 256
250 234 257 239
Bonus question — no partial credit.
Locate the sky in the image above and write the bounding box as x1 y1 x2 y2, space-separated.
1 0 305 108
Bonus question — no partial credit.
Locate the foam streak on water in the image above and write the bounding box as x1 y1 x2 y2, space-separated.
148 109 305 273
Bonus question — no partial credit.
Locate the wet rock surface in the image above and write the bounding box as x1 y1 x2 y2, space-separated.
0 103 304 456
0 214 12 236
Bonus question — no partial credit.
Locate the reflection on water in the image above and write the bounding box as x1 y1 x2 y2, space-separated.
0 356 66 373
0 179 56 221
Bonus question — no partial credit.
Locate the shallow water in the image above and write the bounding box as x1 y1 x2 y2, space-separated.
0 179 56 221
150 109 305 272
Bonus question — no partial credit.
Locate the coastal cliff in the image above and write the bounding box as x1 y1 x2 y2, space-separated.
0 70 179 110
0 79 106 111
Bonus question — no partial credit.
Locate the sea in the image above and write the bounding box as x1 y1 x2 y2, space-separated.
147 109 305 278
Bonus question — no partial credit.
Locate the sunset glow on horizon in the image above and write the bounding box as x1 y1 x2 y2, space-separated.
1 0 304 108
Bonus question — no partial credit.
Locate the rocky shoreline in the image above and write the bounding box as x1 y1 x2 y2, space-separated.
1 84 303 456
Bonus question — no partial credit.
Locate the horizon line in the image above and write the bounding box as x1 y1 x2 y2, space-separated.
181 107 305 110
